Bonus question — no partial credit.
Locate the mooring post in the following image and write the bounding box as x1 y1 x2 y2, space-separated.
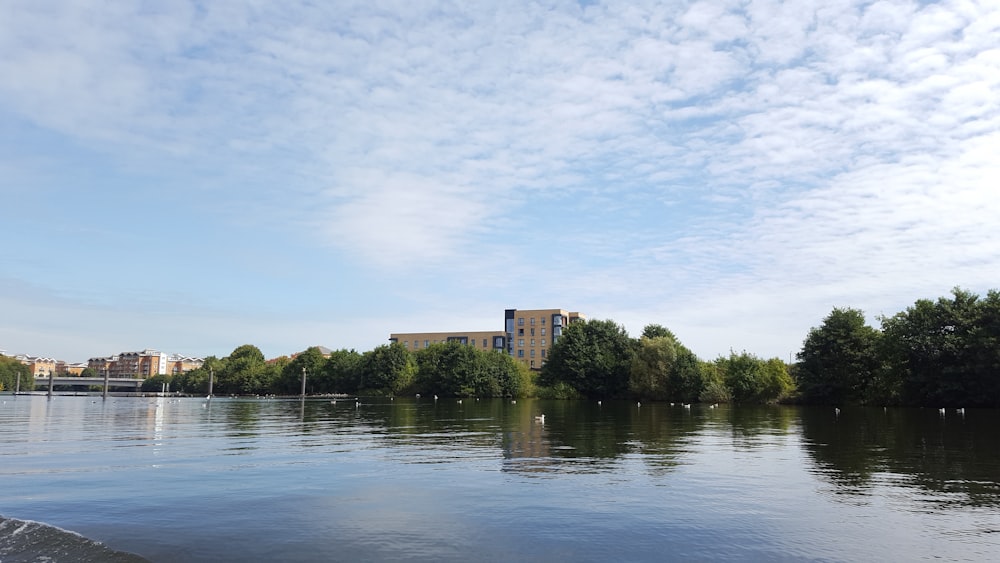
103 370 110 399
15 371 20 394
207 367 214 399
47 370 54 397
300 367 307 399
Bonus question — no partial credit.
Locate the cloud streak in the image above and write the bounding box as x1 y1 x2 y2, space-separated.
1 0 998 361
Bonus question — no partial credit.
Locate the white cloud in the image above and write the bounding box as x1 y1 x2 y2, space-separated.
2 0 999 362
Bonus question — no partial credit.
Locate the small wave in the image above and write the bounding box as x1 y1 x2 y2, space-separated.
0 515 148 562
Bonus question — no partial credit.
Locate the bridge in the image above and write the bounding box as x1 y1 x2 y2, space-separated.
31 375 145 393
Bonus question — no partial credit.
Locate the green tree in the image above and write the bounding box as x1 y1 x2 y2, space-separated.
217 344 270 395
413 343 530 398
539 319 635 399
276 348 327 395
796 307 881 405
324 349 363 393
80 367 98 378
669 345 705 403
880 288 999 407
359 343 415 395
0 355 31 392
717 351 791 404
629 336 677 400
641 323 676 340
141 374 173 393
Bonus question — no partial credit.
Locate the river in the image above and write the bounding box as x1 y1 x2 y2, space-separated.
1 395 998 561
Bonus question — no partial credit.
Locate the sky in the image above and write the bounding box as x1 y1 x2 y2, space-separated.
2 0 998 364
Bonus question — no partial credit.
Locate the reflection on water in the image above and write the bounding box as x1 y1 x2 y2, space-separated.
1 396 999 562
800 406 1000 507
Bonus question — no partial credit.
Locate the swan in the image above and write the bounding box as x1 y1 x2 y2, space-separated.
834 407 841 416
534 414 545 423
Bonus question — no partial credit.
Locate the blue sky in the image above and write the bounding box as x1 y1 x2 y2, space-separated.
2 0 998 363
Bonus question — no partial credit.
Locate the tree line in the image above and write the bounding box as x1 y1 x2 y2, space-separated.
155 341 533 399
8 287 996 407
796 288 1000 407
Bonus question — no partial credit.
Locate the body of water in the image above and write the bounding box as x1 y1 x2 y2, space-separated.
1 395 998 561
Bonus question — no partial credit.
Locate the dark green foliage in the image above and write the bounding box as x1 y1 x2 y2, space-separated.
324 349 363 393
140 373 173 392
359 343 415 394
413 341 524 397
796 308 881 405
539 319 635 399
716 351 792 404
880 288 1000 407
0 355 31 392
641 323 676 340
276 347 327 395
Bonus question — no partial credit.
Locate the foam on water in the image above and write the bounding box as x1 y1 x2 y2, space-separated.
0 515 148 563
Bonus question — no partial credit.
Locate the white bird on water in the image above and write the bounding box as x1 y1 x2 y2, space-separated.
834 407 841 416
534 414 545 423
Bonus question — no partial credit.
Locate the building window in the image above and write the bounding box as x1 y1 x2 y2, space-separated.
530 317 535 325
483 339 487 347
531 339 535 346
541 339 546 346
530 360 535 368
530 328 535 336
518 350 524 358
541 349 546 358
518 328 524 336
424 340 429 348
518 317 524 326
541 327 546 336
518 339 524 347
530 349 535 357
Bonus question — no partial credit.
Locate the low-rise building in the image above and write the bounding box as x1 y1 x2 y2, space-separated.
12 354 57 377
390 307 585 369
389 331 507 352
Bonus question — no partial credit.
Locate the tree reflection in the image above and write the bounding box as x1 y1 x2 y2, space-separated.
800 406 1000 507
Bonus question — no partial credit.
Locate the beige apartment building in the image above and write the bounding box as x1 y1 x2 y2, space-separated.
389 331 507 352
390 307 585 369
504 308 585 369
88 349 173 378
9 354 57 377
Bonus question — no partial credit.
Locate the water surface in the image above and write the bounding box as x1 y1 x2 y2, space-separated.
1 396 998 561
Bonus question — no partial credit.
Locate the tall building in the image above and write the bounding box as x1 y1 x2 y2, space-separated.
389 307 585 369
504 309 586 369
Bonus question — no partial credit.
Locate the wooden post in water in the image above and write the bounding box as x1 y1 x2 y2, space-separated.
207 367 214 399
300 367 307 399
47 370 54 397
15 371 20 394
103 370 110 399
